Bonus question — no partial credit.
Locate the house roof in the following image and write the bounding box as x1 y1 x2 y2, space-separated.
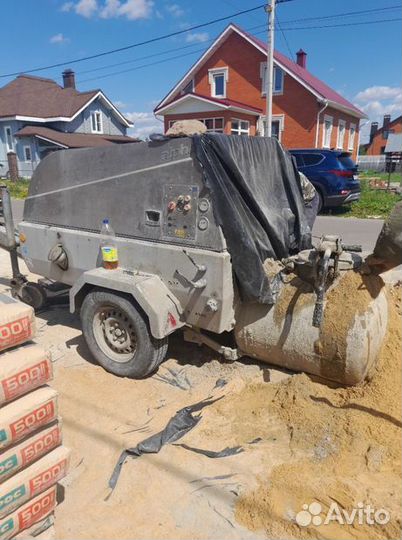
155 23 367 119
15 126 139 149
0 74 133 127
155 92 262 115
385 133 402 154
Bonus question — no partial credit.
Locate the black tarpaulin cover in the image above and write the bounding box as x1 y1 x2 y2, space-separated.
193 134 312 304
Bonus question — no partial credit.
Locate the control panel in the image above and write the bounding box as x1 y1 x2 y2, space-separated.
162 185 199 241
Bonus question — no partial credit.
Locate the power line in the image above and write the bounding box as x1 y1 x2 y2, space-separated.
0 3 266 79
280 17 401 31
275 15 294 61
278 4 400 25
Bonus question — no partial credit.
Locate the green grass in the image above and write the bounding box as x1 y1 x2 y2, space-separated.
0 179 30 199
324 177 402 219
359 169 402 184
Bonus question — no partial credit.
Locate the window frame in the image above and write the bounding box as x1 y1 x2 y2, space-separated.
261 114 285 141
322 114 333 148
23 145 32 162
348 123 356 151
231 118 250 136
337 119 346 149
4 126 13 152
260 63 284 95
208 67 229 98
168 117 224 133
91 110 103 134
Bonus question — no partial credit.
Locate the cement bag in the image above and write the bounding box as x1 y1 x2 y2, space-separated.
14 513 54 539
0 486 56 540
14 514 55 540
0 422 62 484
0 446 70 518
0 346 52 406
0 387 58 450
0 298 36 353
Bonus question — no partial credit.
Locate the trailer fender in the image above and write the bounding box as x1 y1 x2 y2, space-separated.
69 268 184 339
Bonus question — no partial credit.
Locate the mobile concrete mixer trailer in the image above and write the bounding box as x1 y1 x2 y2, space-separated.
0 134 393 384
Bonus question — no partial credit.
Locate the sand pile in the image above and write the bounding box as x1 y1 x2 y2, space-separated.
195 283 401 539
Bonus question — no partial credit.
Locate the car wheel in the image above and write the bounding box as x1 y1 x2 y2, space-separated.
81 289 168 378
316 190 324 213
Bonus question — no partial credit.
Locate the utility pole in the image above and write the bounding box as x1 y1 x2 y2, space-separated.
265 0 276 137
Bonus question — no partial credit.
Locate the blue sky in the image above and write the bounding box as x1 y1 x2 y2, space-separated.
2 0 401 140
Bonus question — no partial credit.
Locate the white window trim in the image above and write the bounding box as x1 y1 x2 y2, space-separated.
231 118 250 135
259 114 285 140
91 110 103 134
168 117 224 133
337 119 346 149
208 67 229 98
322 114 333 148
260 63 284 96
4 126 13 152
348 123 356 150
181 78 194 94
23 145 32 162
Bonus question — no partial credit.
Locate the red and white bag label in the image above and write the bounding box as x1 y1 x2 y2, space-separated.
0 301 36 353
0 421 62 483
0 446 70 518
0 486 57 540
0 345 53 406
0 387 58 450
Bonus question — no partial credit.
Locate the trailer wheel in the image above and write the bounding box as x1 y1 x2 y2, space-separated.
81 289 168 378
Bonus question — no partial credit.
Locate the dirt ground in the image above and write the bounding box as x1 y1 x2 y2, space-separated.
0 251 401 540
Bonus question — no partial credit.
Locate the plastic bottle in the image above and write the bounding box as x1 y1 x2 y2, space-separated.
100 218 119 270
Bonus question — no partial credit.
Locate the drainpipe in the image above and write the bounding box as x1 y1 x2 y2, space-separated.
315 99 328 148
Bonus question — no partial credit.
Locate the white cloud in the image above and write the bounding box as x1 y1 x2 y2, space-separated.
62 0 153 20
49 33 70 44
185 32 209 43
353 85 402 143
166 3 184 17
113 100 128 108
125 111 164 139
76 0 98 17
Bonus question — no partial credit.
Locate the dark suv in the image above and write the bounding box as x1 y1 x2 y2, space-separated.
290 149 360 211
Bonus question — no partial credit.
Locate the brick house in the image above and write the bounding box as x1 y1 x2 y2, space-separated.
365 115 402 155
154 24 366 159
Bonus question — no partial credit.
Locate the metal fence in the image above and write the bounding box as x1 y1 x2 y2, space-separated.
0 160 39 179
358 155 402 173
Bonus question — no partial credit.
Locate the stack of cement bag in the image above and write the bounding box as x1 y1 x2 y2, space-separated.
0 294 70 539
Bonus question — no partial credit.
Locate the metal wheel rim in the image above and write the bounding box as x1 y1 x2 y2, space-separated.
93 304 137 364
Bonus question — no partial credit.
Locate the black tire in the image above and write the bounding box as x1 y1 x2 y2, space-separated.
80 289 168 378
316 189 324 213
19 282 48 311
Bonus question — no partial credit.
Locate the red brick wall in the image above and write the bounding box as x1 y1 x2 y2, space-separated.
164 31 361 155
317 106 360 160
366 118 402 155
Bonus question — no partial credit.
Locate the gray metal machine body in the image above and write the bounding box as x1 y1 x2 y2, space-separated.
19 138 236 338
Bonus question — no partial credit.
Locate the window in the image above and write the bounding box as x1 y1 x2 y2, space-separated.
202 118 224 133
261 64 284 95
4 126 13 152
261 115 284 140
337 119 346 149
91 111 103 133
322 115 333 148
208 67 228 98
348 123 356 150
302 153 324 167
293 154 304 168
181 79 194 95
168 118 224 133
231 119 250 135
24 146 32 161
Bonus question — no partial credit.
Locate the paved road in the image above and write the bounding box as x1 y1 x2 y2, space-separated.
313 216 384 253
5 199 383 253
